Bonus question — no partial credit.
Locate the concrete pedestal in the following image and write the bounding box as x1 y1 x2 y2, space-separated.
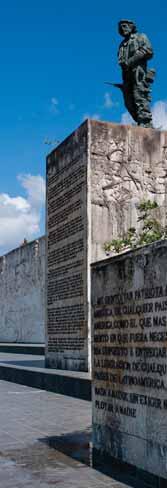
46 120 167 371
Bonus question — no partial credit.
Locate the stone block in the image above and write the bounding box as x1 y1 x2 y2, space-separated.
46 120 167 371
92 240 167 479
0 237 45 343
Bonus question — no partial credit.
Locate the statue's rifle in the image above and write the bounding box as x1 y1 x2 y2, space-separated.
104 81 124 91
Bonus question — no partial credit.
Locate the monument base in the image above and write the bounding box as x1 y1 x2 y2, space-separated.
92 448 166 488
45 352 87 371
92 240 167 480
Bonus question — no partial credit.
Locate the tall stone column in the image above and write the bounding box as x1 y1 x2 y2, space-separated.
45 120 167 371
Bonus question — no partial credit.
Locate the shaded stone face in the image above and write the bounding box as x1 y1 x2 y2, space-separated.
46 122 89 372
92 240 167 480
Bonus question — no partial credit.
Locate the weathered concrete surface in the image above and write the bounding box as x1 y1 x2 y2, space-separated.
46 122 90 371
92 239 167 480
0 237 45 343
46 120 167 372
91 121 167 261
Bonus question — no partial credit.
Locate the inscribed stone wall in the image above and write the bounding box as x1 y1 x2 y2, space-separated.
46 122 89 371
92 240 167 479
0 237 45 343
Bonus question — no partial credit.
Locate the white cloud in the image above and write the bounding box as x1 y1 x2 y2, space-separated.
18 174 46 207
0 194 30 213
91 113 100 120
104 92 113 108
82 113 100 121
51 97 59 106
0 174 45 255
50 97 59 114
121 100 167 129
152 101 167 129
120 111 134 125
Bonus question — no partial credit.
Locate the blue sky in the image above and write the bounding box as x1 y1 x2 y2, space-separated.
0 0 167 254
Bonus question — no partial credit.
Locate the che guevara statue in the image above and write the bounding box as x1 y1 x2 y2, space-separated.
117 20 155 128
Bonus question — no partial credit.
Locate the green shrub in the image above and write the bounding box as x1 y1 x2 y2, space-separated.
104 200 167 255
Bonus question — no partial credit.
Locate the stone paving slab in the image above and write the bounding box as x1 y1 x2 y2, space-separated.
0 380 132 488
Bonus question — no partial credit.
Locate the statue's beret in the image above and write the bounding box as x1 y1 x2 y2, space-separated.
118 20 137 32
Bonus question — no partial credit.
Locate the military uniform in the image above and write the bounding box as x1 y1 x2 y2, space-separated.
118 22 154 127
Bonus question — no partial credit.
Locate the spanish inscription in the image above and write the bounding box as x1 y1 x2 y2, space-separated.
94 286 167 411
92 242 167 479
46 125 88 371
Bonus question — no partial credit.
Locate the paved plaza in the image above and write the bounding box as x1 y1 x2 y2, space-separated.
0 379 134 488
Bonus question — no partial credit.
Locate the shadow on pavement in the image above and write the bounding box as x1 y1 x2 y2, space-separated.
39 429 159 488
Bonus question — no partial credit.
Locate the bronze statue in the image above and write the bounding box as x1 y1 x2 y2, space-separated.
115 20 155 128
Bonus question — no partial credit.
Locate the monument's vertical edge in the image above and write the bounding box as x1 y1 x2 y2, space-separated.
45 162 49 357
46 121 89 371
87 119 92 372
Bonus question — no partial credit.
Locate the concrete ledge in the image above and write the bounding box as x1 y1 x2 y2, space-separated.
0 343 45 355
0 362 91 401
